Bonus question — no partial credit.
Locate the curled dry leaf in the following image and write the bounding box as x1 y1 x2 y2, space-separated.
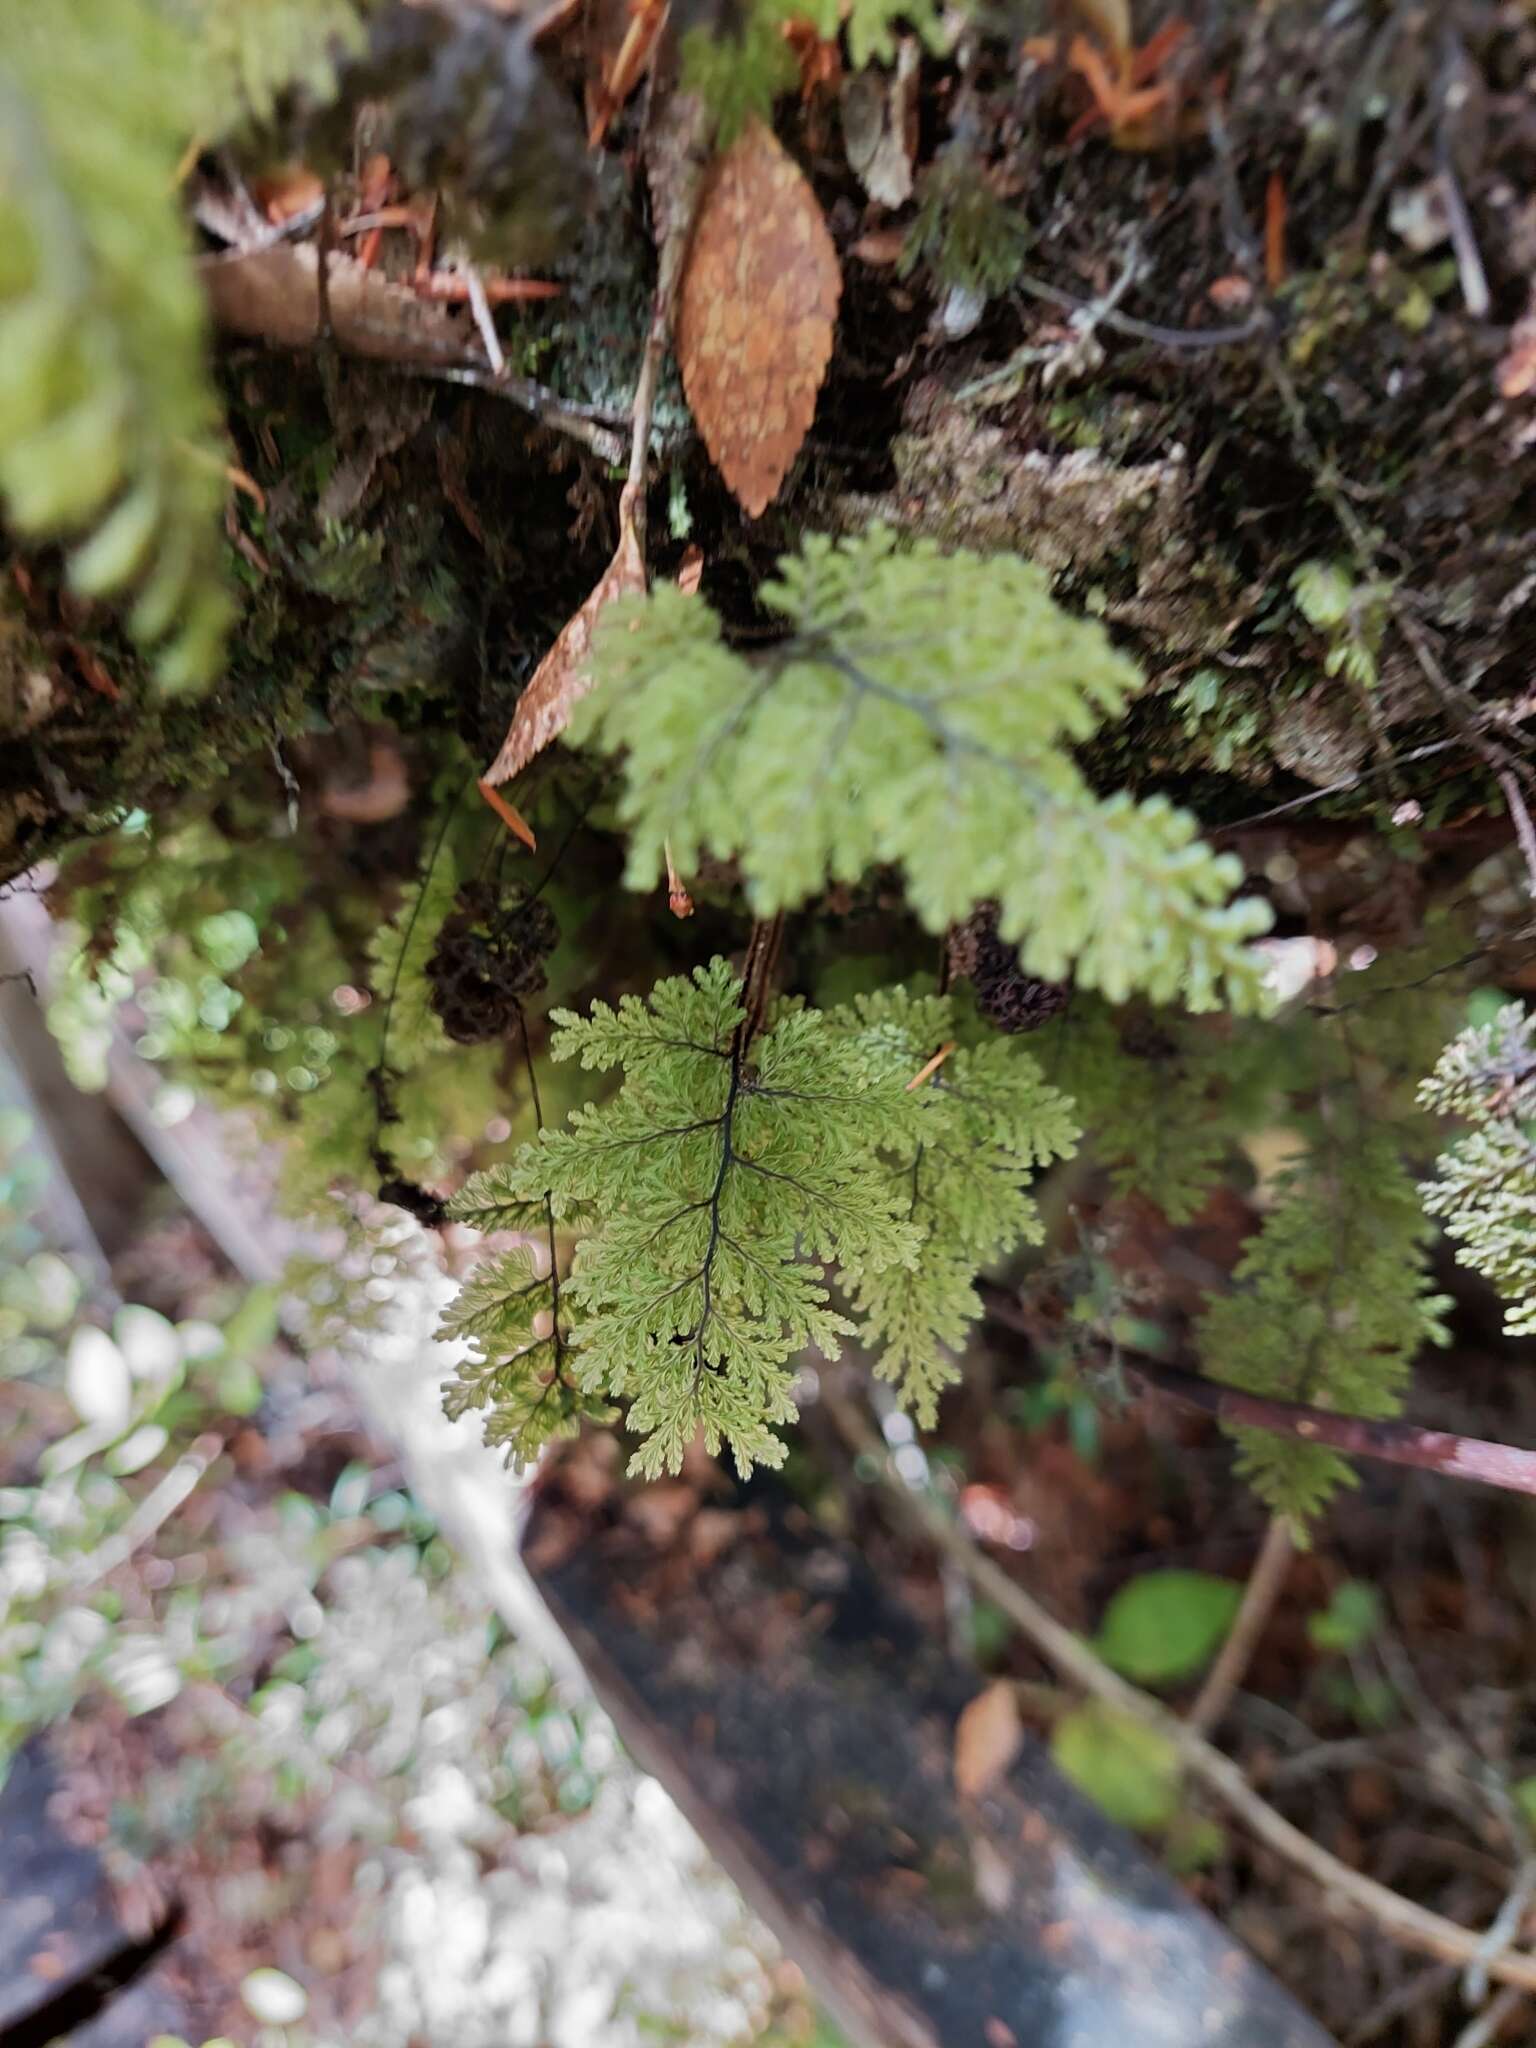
482 482 648 814
953 1679 1023 1801
676 117 841 520
841 38 920 209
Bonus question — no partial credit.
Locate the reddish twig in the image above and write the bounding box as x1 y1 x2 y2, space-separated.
1132 1355 1536 1502
1264 171 1287 290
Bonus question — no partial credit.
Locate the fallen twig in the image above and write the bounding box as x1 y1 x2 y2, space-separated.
1499 770 1536 899
1435 31 1490 320
1130 1354 1536 1503
822 1381 1536 1995
1012 269 1271 353
626 92 711 559
1186 1515 1294 1738
1451 1984 1525 2048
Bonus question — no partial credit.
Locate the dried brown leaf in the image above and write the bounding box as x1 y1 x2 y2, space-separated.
953 1680 1023 1801
675 118 841 520
840 38 919 209
483 483 647 790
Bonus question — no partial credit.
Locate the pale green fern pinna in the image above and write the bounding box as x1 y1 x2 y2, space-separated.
440 963 1078 1476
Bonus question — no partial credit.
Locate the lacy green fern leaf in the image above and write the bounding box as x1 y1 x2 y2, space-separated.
546 961 921 1475
443 964 1083 1473
1049 1007 1239 1226
683 0 951 137
446 960 930 1477
828 987 1078 1420
578 529 1272 1013
437 1243 609 1468
1 0 233 690
812 0 950 71
171 0 368 132
1419 1003 1536 1335
901 147 1028 299
1197 1133 1450 1531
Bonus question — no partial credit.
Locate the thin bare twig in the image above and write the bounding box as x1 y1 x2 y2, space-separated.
1435 32 1490 320
1467 1857 1536 2005
1130 1355 1536 1504
1011 270 1271 353
1499 771 1536 899
736 913 787 1050
823 1382 1536 1995
625 94 709 560
1217 736 1465 831
465 266 506 376
410 365 627 462
1347 1962 1458 2047
1451 1984 1525 2048
1186 1516 1294 1738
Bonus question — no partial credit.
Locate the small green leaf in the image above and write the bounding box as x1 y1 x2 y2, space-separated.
1291 559 1354 630
1051 1702 1181 1831
1092 1571 1242 1686
1165 1812 1226 1873
1307 1580 1384 1655
1514 1777 1536 1831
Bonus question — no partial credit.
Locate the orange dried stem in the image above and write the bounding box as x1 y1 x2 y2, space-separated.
223 464 266 514
1265 172 1287 291
664 840 695 919
905 1041 957 1091
478 778 538 851
589 0 669 146
414 275 561 304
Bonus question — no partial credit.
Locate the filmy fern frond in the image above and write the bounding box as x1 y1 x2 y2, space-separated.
1 0 233 690
1419 1003 1536 1335
539 960 923 1476
578 529 1272 1013
442 963 1082 1475
172 0 368 133
1197 1132 1450 1531
1048 1006 1240 1227
828 986 1078 1421
437 1244 607 1469
683 0 950 138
